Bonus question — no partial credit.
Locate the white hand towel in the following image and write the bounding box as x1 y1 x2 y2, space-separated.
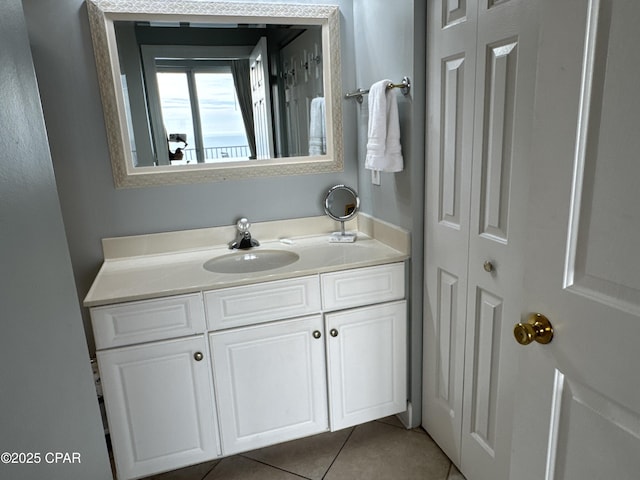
365 79 403 172
309 97 326 156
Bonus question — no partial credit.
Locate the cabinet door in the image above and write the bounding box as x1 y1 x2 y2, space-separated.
98 336 219 480
325 301 407 431
210 315 328 455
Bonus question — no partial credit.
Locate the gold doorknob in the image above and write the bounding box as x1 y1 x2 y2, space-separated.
514 313 554 345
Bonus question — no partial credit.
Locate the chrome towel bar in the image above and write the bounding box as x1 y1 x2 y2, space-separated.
344 76 411 103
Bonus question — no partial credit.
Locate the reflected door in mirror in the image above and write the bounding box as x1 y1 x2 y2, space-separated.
250 37 275 159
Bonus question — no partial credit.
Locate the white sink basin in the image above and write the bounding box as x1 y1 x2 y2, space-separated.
203 250 300 274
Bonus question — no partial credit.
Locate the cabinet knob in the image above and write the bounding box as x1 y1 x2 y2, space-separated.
330 328 338 337
313 330 322 339
193 352 204 362
483 260 495 273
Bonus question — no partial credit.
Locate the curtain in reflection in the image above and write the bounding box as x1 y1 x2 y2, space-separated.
231 60 257 159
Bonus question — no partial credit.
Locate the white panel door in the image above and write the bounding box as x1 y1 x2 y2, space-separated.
98 336 219 480
511 0 640 478
281 29 324 156
460 2 538 480
424 1 539 478
280 28 324 156
326 301 407 431
422 0 478 463
210 315 328 455
250 37 274 159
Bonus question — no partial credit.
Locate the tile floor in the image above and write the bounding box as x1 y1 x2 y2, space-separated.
134 417 466 480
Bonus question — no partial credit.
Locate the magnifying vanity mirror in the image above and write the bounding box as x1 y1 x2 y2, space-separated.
324 184 359 242
86 0 343 188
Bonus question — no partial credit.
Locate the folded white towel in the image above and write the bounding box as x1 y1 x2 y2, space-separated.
309 97 326 156
365 79 403 172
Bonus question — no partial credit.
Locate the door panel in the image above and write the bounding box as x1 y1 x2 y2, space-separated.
511 0 640 478
443 0 468 28
434 269 459 417
439 55 465 229
548 374 640 480
478 39 517 243
467 288 503 457
461 1 538 478
423 0 478 464
566 0 640 312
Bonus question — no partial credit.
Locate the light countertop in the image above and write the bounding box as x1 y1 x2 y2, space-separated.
84 233 408 307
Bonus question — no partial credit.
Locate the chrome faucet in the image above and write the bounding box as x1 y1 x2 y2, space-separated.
229 218 260 250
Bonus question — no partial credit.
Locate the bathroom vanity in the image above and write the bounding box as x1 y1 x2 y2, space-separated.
85 216 409 479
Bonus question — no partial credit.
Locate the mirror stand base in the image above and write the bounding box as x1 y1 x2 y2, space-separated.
329 232 357 243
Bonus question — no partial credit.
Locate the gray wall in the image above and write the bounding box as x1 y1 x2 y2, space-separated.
0 1 112 478
22 0 358 354
22 0 425 428
353 0 426 427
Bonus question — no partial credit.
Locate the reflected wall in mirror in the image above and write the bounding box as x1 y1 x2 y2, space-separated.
87 0 343 187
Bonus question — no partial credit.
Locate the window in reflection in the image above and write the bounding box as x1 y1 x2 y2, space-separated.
157 71 196 164
156 68 250 165
195 72 249 162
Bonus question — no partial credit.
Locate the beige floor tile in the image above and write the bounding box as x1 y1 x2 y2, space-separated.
376 415 405 429
203 456 305 480
376 415 428 436
242 428 353 480
324 421 451 480
142 460 219 480
447 464 467 480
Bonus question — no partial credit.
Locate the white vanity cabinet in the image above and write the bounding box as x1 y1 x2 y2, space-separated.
91 294 220 480
205 276 327 454
321 263 407 430
90 262 407 478
325 301 407 430
210 315 328 455
206 264 406 453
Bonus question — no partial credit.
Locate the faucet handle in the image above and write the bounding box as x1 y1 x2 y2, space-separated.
236 218 251 233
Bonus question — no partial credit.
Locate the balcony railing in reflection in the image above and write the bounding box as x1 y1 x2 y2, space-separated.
181 145 250 163
132 145 252 165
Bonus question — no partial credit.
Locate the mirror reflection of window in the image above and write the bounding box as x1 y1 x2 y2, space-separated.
195 72 249 162
156 67 251 165
157 72 196 164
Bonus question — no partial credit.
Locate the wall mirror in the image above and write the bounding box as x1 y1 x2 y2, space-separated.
87 0 343 188
324 184 359 242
